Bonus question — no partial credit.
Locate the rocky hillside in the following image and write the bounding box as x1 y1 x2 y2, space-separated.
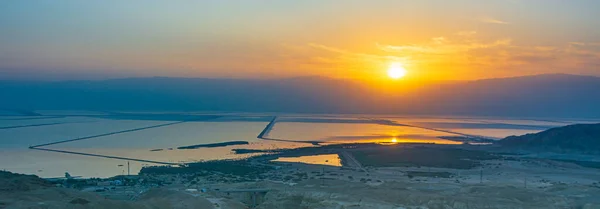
0 171 52 192
0 171 244 209
500 123 600 153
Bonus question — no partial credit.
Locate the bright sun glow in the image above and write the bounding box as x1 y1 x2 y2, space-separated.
388 62 407 79
391 138 398 143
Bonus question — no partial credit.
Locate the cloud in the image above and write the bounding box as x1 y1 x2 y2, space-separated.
376 32 600 76
480 17 510 25
432 37 446 44
456 31 477 36
377 36 512 56
569 42 600 47
377 44 439 54
569 42 586 46
276 42 408 78
308 43 404 63
285 32 600 79
512 55 556 63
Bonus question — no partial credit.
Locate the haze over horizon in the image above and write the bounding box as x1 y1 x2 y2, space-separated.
2 73 600 118
2 0 600 81
4 2 600 209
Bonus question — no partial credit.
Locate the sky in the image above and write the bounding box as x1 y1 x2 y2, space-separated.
1 0 600 81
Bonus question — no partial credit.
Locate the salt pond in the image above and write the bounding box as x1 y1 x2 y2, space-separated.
1 113 594 178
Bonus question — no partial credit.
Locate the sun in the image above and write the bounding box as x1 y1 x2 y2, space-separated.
391 137 398 143
387 62 407 79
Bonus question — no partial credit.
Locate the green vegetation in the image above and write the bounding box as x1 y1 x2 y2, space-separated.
177 141 249 149
351 146 498 169
552 159 600 169
69 198 90 205
406 171 454 178
140 160 273 177
232 149 277 154
0 171 51 191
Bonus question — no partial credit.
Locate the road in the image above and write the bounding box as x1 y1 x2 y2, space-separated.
340 151 367 173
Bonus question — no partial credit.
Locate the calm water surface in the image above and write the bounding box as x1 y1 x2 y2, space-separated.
0 113 588 178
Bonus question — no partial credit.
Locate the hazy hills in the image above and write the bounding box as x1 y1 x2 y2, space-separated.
500 123 600 153
1 74 600 118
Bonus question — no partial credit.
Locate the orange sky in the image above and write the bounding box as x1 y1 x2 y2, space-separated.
1 1 599 81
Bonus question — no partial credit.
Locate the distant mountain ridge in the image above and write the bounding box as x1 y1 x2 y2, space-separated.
500 123 600 154
1 74 600 118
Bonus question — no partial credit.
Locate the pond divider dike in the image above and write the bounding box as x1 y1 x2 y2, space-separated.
256 116 323 145
27 116 227 164
29 121 187 148
257 116 277 139
30 146 178 165
0 122 66 130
